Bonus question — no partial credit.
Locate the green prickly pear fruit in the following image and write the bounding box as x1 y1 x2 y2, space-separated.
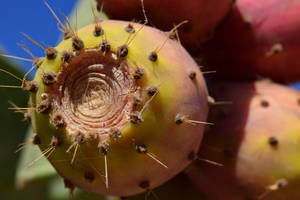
27 19 208 196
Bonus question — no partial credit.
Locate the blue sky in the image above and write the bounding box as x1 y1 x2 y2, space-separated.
0 0 77 76
293 82 300 89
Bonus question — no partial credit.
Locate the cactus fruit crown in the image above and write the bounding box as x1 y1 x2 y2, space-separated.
12 3 210 196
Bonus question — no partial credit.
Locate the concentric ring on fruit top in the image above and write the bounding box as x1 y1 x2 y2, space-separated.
50 50 136 134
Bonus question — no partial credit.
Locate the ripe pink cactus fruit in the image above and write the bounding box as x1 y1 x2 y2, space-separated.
97 0 233 55
187 80 300 200
201 0 300 83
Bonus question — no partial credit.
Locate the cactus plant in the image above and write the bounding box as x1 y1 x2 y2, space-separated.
4 0 300 200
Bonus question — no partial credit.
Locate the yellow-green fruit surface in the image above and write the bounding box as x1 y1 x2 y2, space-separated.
30 20 208 196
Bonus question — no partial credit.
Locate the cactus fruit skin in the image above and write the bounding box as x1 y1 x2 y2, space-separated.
201 0 300 83
186 80 300 200
112 173 204 200
30 20 208 196
97 0 233 55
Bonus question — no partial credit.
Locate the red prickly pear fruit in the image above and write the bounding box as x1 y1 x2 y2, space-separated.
96 0 233 55
186 80 300 200
201 0 300 83
30 19 209 196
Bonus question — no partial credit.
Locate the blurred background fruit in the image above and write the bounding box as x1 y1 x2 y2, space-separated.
97 0 233 55
187 80 300 200
200 0 300 83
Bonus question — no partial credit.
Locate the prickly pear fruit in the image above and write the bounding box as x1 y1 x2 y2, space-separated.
187 80 300 200
97 0 233 55
201 0 300 83
29 20 208 196
111 173 203 200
